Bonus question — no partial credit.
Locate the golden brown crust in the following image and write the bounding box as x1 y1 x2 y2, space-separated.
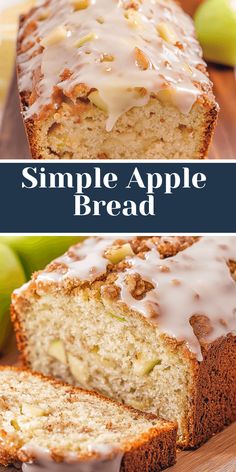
0 366 177 470
186 334 236 448
198 96 219 159
16 15 41 160
11 301 36 369
120 428 176 472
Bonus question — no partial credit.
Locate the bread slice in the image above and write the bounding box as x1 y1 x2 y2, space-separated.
0 366 176 470
11 236 236 449
17 0 218 159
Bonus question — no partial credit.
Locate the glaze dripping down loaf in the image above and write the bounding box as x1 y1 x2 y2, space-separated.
11 236 236 448
17 0 218 159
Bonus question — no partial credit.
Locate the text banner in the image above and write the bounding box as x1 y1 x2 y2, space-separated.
0 162 234 233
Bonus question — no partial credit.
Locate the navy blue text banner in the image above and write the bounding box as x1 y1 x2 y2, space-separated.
0 162 234 233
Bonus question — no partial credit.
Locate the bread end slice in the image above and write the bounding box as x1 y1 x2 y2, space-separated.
0 366 177 471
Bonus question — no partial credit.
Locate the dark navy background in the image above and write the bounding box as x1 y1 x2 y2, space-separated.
0 162 234 233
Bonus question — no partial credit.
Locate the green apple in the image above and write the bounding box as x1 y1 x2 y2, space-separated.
0 237 85 278
194 0 236 67
0 243 26 352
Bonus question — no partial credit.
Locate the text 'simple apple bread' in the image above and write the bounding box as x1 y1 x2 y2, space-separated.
17 0 219 159
12 236 236 449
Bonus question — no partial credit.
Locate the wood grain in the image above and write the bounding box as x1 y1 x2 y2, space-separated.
173 423 236 472
0 0 235 160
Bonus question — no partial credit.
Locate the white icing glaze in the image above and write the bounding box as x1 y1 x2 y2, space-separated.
14 281 31 296
21 445 123 472
18 0 210 130
37 237 118 283
115 237 236 360
230 0 236 12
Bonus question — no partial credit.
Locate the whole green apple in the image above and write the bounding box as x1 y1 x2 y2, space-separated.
0 237 85 278
195 0 236 67
0 243 26 352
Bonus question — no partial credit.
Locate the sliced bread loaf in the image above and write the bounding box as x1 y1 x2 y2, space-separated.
17 0 218 159
0 366 176 471
11 236 236 448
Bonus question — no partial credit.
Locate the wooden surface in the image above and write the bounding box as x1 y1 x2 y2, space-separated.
0 73 30 160
173 423 236 472
0 0 236 160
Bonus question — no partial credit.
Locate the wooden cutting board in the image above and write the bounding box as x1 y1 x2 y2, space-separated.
0 345 236 472
0 0 236 159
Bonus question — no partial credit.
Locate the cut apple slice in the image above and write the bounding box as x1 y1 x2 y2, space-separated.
106 313 127 323
157 22 178 44
41 25 68 47
11 419 20 431
21 405 46 417
124 9 143 29
157 88 176 106
70 0 90 10
105 243 134 264
48 340 67 365
68 353 89 387
88 91 108 112
133 356 161 376
75 32 97 48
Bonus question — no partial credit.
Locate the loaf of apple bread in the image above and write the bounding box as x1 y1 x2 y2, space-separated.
0 366 176 471
17 0 218 159
11 236 236 449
